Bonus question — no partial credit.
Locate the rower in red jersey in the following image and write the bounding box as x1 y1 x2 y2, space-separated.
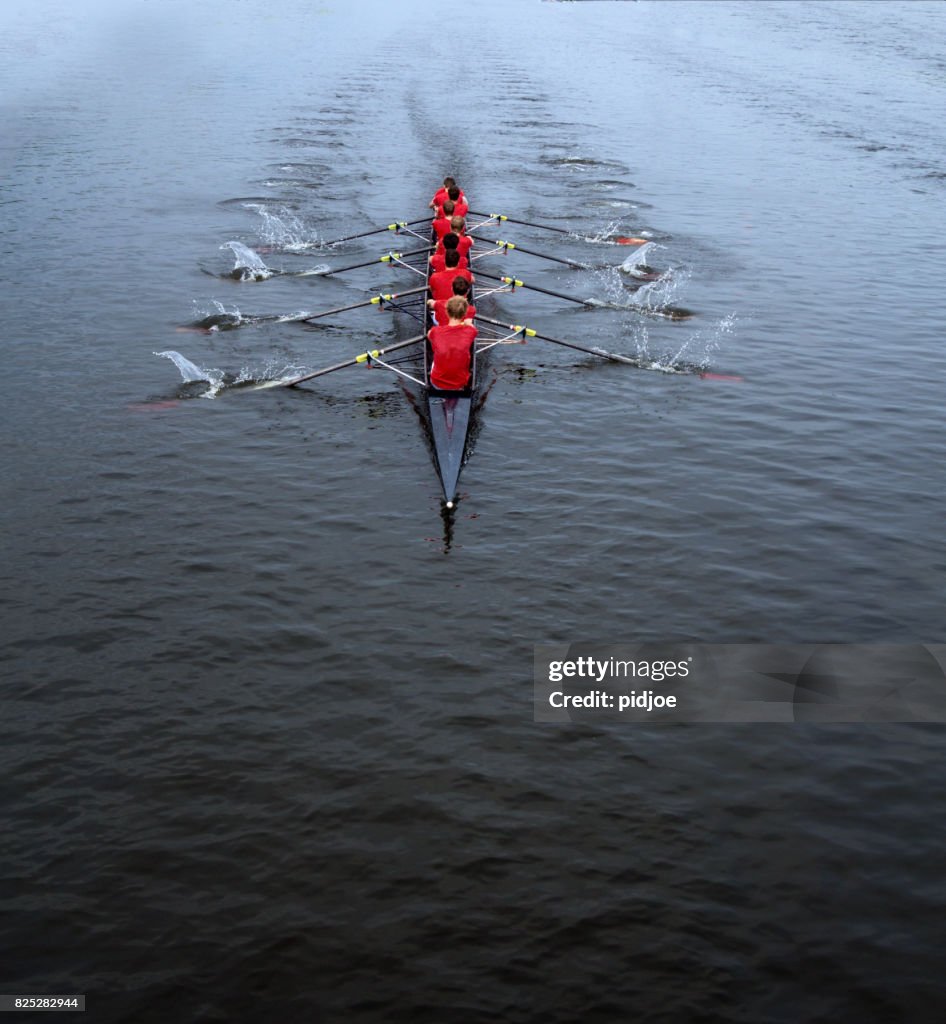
436 219 473 261
428 249 473 301
429 233 469 273
428 296 477 391
429 176 466 211
428 277 476 325
432 200 457 242
437 186 468 220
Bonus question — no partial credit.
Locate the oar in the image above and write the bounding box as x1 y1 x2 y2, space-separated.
468 211 571 235
324 218 431 246
469 236 588 270
474 270 595 307
288 287 427 324
474 316 641 367
321 245 433 277
469 210 648 246
280 334 426 387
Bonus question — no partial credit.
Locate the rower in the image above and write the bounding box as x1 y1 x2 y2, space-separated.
429 176 465 211
438 186 468 221
429 233 469 273
436 219 473 261
428 297 477 391
427 277 476 325
429 249 473 302
432 200 457 242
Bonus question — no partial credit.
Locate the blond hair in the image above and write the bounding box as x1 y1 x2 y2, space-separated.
445 296 469 321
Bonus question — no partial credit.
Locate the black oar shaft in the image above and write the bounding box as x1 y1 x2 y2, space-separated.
468 211 570 236
283 334 427 387
323 245 432 277
299 287 427 323
326 218 431 246
474 270 593 307
471 236 585 269
474 316 639 367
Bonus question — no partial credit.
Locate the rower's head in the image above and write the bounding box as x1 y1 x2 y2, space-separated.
447 186 461 202
451 277 471 298
443 176 456 189
444 249 461 269
445 296 469 322
442 232 459 252
450 216 466 234
442 200 455 217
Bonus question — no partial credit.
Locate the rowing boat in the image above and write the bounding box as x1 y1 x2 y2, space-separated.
268 193 667 514
422 223 477 509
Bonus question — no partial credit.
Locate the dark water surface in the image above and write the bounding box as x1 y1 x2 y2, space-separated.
3 0 945 1019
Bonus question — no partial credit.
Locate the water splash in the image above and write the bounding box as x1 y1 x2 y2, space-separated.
221 241 273 281
673 311 737 371
625 312 738 373
244 202 322 251
618 241 661 278
232 360 309 388
186 299 249 331
155 350 226 398
582 220 621 243
586 252 692 319
155 351 307 397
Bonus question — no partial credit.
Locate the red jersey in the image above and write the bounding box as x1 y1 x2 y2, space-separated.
432 299 476 325
428 323 477 391
429 267 473 301
429 251 469 273
432 187 466 209
439 199 469 220
432 216 454 241
436 234 473 260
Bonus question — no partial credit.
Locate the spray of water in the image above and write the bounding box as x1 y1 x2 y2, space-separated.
618 241 660 278
622 312 738 373
155 350 226 398
156 351 308 397
221 241 273 281
244 203 322 251
583 220 622 243
189 299 248 331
